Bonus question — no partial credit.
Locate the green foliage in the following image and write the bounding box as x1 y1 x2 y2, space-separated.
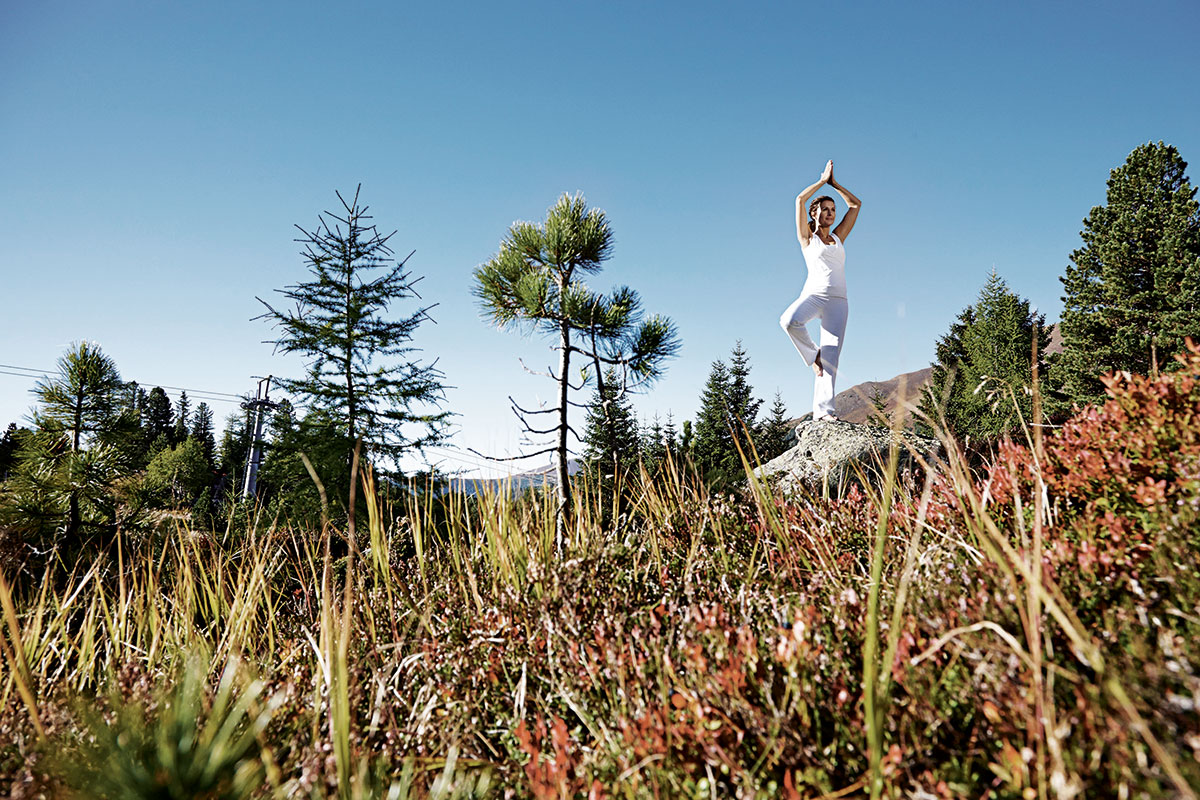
142 387 174 454
1056 141 1200 410
693 358 732 482
8 344 1200 797
581 368 641 486
920 271 1049 443
755 390 792 461
0 422 31 480
52 655 276 800
144 438 210 509
172 390 190 446
0 342 137 548
693 342 765 485
473 193 679 540
190 402 216 470
257 185 449 482
257 404 347 525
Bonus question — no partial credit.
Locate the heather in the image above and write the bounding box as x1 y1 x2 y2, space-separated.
2 348 1199 798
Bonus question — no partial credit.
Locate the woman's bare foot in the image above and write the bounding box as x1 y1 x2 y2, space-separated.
812 353 824 377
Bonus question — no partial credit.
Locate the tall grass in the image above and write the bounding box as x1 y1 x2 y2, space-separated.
2 365 1198 797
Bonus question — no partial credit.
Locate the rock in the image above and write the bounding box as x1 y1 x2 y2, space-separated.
754 419 939 496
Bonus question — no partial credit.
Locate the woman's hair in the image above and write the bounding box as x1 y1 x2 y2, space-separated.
808 195 835 232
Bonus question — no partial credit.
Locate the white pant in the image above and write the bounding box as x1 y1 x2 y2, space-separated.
779 294 849 418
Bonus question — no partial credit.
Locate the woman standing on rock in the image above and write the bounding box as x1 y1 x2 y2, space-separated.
780 159 862 421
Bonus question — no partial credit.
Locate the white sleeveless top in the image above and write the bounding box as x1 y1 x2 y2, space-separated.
800 231 847 298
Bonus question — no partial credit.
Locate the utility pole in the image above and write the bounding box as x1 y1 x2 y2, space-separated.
241 376 278 500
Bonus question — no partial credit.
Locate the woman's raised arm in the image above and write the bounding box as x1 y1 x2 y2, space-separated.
829 168 862 242
795 160 833 244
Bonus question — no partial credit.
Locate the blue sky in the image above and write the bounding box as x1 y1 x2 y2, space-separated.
2 1 1199 476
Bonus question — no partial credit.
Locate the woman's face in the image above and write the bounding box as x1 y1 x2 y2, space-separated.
813 201 836 228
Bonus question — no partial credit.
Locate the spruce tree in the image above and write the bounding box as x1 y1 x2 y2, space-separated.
581 368 641 484
143 387 174 455
756 391 793 462
726 340 763 458
257 186 449 493
693 358 735 485
641 415 667 475
190 402 216 470
1057 141 1200 409
866 386 891 428
662 413 679 463
173 391 190 446
921 272 1049 442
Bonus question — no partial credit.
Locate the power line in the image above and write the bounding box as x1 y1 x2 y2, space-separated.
0 362 246 404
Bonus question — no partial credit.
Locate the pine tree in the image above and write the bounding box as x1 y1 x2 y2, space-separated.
921 272 1049 442
474 193 679 546
581 368 641 484
257 186 450 494
0 342 133 546
756 391 792 462
1057 142 1200 409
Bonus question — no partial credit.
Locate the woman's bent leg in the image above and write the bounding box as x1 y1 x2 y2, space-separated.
779 294 825 366
814 298 849 418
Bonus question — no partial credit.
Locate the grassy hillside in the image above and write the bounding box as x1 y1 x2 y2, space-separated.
1 339 1197 799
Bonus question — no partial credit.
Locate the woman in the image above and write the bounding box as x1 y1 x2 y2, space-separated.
779 159 862 421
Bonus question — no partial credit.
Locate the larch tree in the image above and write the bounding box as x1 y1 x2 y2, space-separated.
473 193 679 547
257 186 449 494
1056 141 1200 410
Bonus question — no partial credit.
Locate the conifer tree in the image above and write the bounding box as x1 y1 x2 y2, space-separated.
581 368 641 485
474 193 679 546
190 402 216 470
257 186 449 492
1057 141 1200 409
173 391 190 446
143 387 174 455
0 342 133 545
866 386 891 428
693 358 735 485
756 391 793 462
726 340 763 459
921 272 1049 442
0 423 31 481
662 413 679 462
641 415 667 475
693 343 768 485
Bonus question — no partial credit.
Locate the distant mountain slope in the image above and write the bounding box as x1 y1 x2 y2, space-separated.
833 367 933 424
445 459 582 496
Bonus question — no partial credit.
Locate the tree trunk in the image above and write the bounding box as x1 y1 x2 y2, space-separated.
555 314 572 553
